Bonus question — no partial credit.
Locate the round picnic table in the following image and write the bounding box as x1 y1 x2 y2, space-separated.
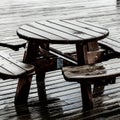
16 19 109 110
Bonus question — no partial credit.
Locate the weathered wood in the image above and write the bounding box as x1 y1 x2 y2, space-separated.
87 49 105 64
76 43 87 65
15 76 32 105
17 19 109 111
1 0 120 119
0 51 34 79
80 81 93 111
15 42 37 105
62 58 120 82
17 20 109 44
62 58 120 110
0 49 35 106
99 38 120 54
0 38 26 51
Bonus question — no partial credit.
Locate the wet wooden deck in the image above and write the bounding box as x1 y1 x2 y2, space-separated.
0 0 120 119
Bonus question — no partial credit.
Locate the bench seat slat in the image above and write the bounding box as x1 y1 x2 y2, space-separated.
0 38 26 51
62 58 120 82
0 51 34 79
0 52 34 72
99 38 120 53
0 57 25 75
0 67 12 75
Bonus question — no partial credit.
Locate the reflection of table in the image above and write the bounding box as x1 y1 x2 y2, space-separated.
16 19 109 106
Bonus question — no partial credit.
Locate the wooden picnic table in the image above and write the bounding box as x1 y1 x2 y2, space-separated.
16 19 109 108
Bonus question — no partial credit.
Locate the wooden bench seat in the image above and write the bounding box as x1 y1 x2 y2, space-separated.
0 51 34 79
0 38 26 51
99 38 120 54
62 58 120 82
62 58 120 111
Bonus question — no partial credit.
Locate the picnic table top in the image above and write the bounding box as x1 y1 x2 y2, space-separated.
17 19 109 44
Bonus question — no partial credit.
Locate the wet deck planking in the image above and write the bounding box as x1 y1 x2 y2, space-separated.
0 0 120 119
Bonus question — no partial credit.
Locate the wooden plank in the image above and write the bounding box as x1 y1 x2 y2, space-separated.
62 58 120 82
38 20 93 39
56 20 105 36
66 19 109 35
29 22 81 40
0 51 34 79
0 38 26 51
99 38 120 53
17 25 51 41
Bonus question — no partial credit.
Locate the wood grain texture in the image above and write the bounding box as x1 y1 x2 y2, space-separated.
0 51 34 79
62 58 120 82
17 20 109 44
0 0 120 119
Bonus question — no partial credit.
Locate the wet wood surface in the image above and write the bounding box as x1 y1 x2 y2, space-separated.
0 51 34 79
0 0 120 119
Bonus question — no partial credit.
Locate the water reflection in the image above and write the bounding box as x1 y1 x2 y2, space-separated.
15 98 63 120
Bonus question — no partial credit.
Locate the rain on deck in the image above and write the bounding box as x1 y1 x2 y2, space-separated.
0 0 120 119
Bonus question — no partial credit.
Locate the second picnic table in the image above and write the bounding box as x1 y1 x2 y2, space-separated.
16 19 109 109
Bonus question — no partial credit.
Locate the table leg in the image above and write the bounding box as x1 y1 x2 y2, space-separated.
35 43 49 104
36 72 47 104
15 42 39 105
80 81 93 111
15 76 32 105
76 43 87 65
76 43 94 111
